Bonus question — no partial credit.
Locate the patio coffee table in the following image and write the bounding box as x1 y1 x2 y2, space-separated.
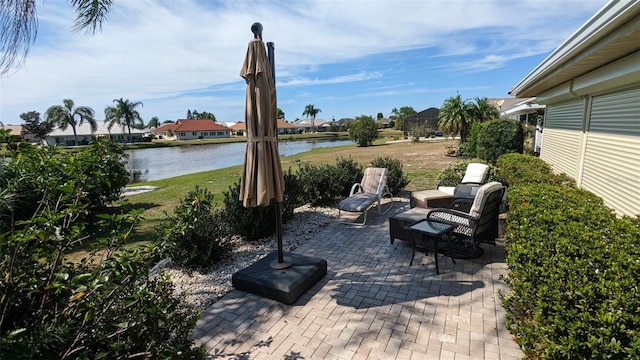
405 220 455 275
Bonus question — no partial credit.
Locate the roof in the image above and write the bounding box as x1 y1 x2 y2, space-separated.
0 124 23 135
502 98 546 117
153 119 230 133
404 107 439 121
510 0 640 97
47 121 146 137
229 120 298 130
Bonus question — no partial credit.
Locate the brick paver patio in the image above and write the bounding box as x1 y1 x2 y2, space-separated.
192 200 524 359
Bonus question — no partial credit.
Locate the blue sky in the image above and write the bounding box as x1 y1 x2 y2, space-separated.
1 0 605 125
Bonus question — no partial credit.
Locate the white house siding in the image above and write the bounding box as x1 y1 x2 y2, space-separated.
538 53 640 217
540 99 585 178
175 131 230 140
580 86 640 217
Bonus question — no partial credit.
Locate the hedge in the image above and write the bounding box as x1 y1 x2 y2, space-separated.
501 155 640 358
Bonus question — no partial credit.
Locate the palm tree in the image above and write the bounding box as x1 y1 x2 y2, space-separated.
147 116 160 128
469 97 500 123
45 99 97 146
105 98 144 143
302 104 322 133
1 0 113 76
438 93 471 142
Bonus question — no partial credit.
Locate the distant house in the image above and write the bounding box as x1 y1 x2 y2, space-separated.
487 97 545 125
0 124 39 143
153 119 231 140
229 119 299 136
403 107 440 137
45 121 146 146
509 0 640 217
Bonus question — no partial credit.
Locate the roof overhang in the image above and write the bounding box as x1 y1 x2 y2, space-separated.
510 0 640 97
503 103 546 117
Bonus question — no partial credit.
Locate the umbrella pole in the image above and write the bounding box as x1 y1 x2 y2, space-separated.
266 39 291 269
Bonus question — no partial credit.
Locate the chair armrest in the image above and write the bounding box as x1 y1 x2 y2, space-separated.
377 184 392 199
349 183 363 196
427 208 478 227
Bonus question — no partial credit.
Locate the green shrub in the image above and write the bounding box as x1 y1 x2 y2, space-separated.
163 186 232 268
436 159 502 187
370 156 409 194
0 171 202 359
496 153 575 187
297 163 342 205
0 140 129 231
348 115 378 147
222 170 300 241
476 119 524 164
465 121 484 157
334 157 364 198
502 183 640 358
295 158 365 205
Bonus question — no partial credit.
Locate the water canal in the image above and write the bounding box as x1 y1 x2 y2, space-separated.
125 138 353 181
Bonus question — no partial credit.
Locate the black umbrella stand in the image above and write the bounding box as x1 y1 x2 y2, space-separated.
232 23 327 305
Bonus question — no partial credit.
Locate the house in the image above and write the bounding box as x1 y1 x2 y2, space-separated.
0 124 39 143
487 97 545 125
228 119 298 136
153 119 231 140
403 107 440 137
45 121 146 146
509 0 640 217
292 118 340 133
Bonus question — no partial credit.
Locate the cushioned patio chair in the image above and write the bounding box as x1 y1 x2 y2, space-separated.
426 181 505 258
338 167 394 225
410 162 490 208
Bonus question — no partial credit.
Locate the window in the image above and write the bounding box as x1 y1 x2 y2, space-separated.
193 132 198 136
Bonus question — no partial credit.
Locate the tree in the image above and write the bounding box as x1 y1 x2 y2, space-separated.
390 106 416 130
468 97 500 123
45 99 97 146
438 93 471 142
377 112 384 120
105 98 144 143
20 111 52 141
186 109 216 121
147 116 160 128
277 108 285 120
1 0 113 76
476 119 524 164
348 115 378 147
302 104 322 133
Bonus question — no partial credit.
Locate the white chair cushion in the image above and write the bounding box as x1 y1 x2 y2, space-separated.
461 163 489 184
469 182 503 218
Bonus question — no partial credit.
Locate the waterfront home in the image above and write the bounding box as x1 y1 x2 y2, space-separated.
45 121 146 146
153 119 231 140
229 119 298 136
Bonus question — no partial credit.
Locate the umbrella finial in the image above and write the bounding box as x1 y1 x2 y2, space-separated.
251 22 263 39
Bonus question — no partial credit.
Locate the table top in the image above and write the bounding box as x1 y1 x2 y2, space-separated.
407 220 454 236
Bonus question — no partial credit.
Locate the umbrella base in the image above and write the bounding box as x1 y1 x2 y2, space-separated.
232 251 327 305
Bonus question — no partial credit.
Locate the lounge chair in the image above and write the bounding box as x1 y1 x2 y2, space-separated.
337 167 394 225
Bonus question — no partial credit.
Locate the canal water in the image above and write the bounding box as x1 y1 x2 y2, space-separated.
125 138 353 181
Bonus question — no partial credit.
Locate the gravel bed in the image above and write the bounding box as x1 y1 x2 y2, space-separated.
159 204 339 311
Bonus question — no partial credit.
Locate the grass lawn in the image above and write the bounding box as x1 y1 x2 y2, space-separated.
121 137 462 244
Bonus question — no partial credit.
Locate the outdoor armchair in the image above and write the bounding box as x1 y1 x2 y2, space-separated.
410 162 490 208
338 167 394 225
426 181 505 258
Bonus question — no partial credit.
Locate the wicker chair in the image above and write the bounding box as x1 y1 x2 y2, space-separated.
426 181 505 258
338 167 393 225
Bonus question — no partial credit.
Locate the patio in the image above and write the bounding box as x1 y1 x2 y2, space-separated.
192 199 524 359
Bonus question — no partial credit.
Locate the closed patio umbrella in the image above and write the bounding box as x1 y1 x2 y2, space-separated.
232 24 327 303
239 23 287 268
